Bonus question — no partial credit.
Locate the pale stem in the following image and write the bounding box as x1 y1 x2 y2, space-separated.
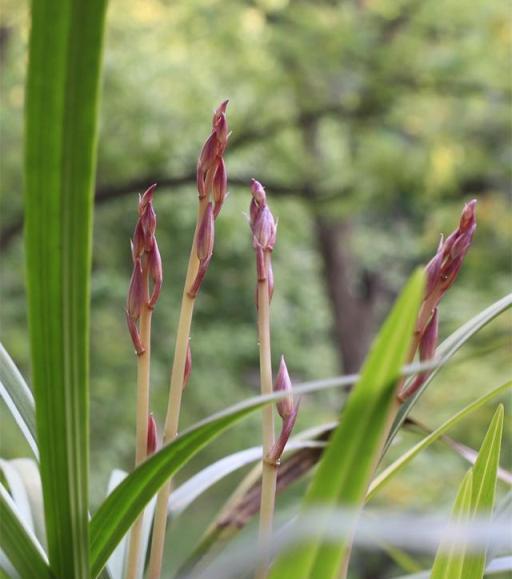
147 198 207 579
126 280 152 579
255 251 276 579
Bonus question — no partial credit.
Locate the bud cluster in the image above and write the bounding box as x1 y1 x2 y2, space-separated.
400 201 477 400
249 179 277 306
188 101 230 298
126 184 163 354
267 356 300 463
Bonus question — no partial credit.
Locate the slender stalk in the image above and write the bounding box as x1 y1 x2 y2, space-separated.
255 252 277 579
147 199 207 579
126 291 152 579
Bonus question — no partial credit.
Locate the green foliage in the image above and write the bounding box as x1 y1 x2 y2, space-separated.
23 0 107 576
0 484 52 579
431 405 504 579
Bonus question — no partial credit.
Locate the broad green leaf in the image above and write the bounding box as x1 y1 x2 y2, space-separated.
385 293 512 454
368 382 511 500
431 469 474 579
462 405 504 578
89 399 268 578
0 484 53 579
0 343 38 458
270 269 425 579
24 0 107 577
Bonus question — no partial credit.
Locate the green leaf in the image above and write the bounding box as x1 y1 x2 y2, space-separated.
385 293 512 454
0 484 53 579
367 382 511 500
461 405 504 579
270 269 425 579
24 0 107 577
0 343 38 458
431 469 474 579
89 399 268 578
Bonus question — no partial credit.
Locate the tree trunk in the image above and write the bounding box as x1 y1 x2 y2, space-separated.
314 215 377 373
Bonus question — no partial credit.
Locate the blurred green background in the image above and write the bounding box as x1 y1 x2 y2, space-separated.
1 0 511 576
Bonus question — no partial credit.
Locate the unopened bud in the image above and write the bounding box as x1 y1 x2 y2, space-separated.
132 222 145 260
126 311 145 356
183 342 192 389
250 178 266 207
212 159 228 218
138 183 157 216
252 205 276 251
275 356 294 420
196 203 215 261
127 258 145 320
419 308 438 361
147 413 158 455
147 239 162 308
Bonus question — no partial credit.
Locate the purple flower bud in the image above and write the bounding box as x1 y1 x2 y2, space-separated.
147 413 158 455
183 342 192 389
127 257 145 321
138 183 157 216
252 205 276 251
141 204 157 251
424 200 477 307
213 159 228 218
196 203 215 262
419 308 438 361
132 222 145 260
274 356 294 420
147 239 162 309
268 400 300 464
250 178 266 207
126 311 145 356
213 100 229 127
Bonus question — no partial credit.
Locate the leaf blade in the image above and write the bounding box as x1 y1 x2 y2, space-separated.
0 484 53 579
24 0 107 576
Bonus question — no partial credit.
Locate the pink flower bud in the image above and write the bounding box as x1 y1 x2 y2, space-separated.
142 206 157 250
212 159 227 218
147 413 158 455
268 399 300 464
183 342 192 389
126 258 145 321
132 222 145 260
126 311 145 356
147 239 162 309
138 183 157 216
252 205 276 251
250 178 267 207
213 100 229 126
274 356 294 420
424 200 477 306
196 203 215 262
419 308 438 360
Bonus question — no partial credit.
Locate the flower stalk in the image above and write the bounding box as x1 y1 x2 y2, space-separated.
250 179 299 579
147 102 230 579
125 185 162 579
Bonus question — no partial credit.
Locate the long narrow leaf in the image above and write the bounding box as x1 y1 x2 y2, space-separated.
368 382 511 500
270 269 425 579
386 293 511 453
0 485 52 579
24 0 107 576
462 405 504 578
89 399 268 578
0 344 38 458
